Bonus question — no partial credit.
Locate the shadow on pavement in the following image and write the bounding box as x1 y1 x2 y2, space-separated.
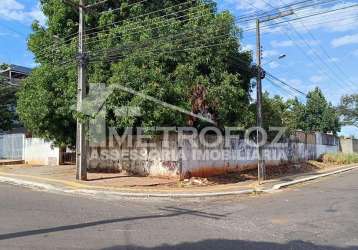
101 239 358 250
0 206 226 241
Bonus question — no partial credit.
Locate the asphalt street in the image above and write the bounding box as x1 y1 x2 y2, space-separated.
1 169 358 250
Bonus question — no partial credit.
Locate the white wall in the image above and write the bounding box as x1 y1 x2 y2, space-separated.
24 138 60 165
181 139 339 177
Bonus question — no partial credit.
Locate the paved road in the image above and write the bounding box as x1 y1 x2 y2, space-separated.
1 170 358 250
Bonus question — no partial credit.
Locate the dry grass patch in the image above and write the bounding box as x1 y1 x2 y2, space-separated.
322 153 358 165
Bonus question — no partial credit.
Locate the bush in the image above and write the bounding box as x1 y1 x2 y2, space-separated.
322 153 358 165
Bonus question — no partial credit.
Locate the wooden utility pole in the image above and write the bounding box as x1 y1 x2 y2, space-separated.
256 19 264 184
76 0 87 180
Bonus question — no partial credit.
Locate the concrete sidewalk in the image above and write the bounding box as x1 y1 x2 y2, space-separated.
0 164 357 199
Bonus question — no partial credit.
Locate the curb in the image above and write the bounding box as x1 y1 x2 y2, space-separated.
0 176 255 199
0 166 357 199
269 165 358 191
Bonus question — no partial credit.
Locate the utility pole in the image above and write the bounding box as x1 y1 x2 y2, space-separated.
255 10 294 184
76 0 87 180
256 19 264 184
63 0 107 181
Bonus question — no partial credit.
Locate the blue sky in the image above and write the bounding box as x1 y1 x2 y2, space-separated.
1 0 358 137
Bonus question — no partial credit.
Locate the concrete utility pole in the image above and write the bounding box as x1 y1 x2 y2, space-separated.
76 0 87 180
256 19 264 184
256 10 294 184
63 0 108 181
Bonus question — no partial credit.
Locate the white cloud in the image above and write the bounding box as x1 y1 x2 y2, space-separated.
241 43 254 51
271 40 294 48
0 31 20 38
268 61 279 69
262 49 279 58
0 0 46 25
331 34 358 48
310 75 326 83
270 39 320 48
327 57 340 63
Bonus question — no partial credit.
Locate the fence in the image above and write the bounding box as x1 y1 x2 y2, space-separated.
0 133 60 165
88 132 339 178
0 133 24 160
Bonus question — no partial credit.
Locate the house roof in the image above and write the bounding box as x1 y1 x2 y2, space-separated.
9 64 32 75
1 64 32 75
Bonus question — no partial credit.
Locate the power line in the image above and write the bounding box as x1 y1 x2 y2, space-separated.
275 0 357 93
39 2 263 63
88 32 236 63
265 72 308 97
37 6 222 63
33 2 216 60
35 0 346 61
237 0 341 24
248 0 358 94
265 77 299 99
84 4 216 47
256 3 358 30
87 25 234 58
85 0 200 34
29 0 205 61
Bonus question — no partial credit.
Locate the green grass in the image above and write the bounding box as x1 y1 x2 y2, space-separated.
322 153 358 165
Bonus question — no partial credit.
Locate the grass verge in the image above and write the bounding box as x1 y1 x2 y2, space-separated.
322 153 358 165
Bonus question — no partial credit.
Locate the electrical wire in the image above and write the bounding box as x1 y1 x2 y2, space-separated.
265 73 307 97
244 0 358 94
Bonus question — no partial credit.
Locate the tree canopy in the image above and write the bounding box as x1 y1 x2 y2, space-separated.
338 94 358 128
17 0 255 147
277 87 340 135
259 87 341 136
0 64 20 132
304 87 340 134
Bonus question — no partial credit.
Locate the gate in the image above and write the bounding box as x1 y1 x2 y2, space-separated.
0 133 24 160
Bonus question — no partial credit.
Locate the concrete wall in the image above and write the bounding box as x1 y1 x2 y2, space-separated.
88 132 339 178
0 133 60 165
23 138 60 165
354 139 358 153
181 137 338 177
339 138 358 154
88 134 180 177
0 133 25 160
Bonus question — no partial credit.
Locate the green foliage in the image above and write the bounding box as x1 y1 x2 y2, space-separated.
18 0 254 146
277 88 341 135
17 65 77 146
261 92 287 129
283 97 305 133
303 87 340 134
0 64 19 131
260 87 340 135
338 94 358 128
0 84 19 132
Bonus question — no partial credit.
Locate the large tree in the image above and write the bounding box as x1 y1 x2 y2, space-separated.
0 64 19 132
261 88 340 135
338 94 358 128
283 97 306 133
260 92 287 129
304 87 340 134
17 0 254 147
